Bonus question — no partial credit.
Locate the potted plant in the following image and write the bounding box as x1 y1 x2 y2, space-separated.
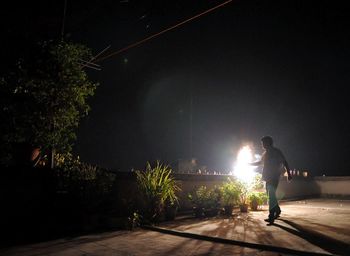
204 186 221 217
248 192 268 211
164 199 179 221
135 161 180 224
220 178 240 216
188 186 220 218
188 186 205 218
236 181 249 212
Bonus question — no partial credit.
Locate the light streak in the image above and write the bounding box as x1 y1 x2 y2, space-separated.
94 0 232 63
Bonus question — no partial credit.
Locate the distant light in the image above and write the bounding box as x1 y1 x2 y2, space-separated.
233 145 257 183
123 58 128 63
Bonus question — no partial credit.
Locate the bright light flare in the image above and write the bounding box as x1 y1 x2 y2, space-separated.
233 145 258 183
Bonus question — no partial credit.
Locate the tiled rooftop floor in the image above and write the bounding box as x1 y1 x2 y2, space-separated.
1 199 349 256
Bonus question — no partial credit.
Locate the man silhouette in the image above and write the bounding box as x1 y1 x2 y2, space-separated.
251 136 292 224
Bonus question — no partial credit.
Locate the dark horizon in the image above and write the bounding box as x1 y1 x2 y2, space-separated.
1 0 349 176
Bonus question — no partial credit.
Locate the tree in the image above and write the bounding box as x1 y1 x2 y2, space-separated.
0 40 98 166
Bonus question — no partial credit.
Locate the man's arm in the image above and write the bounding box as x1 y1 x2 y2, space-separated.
250 160 262 166
250 152 264 167
281 152 292 181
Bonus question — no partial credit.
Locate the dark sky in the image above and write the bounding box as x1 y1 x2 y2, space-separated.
2 0 350 175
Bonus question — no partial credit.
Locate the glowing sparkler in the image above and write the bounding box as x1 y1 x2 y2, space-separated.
233 145 258 183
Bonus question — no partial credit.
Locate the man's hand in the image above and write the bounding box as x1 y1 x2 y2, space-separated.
250 160 262 166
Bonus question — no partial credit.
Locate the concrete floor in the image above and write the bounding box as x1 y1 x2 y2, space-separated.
160 199 350 255
1 199 349 256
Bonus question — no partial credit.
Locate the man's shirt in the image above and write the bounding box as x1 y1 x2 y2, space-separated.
261 147 286 182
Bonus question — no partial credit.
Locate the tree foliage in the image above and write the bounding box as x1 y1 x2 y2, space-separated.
0 40 98 163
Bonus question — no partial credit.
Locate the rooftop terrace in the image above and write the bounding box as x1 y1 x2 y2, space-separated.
2 198 349 256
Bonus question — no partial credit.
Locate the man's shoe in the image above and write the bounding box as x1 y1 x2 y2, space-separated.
264 218 274 225
275 210 281 219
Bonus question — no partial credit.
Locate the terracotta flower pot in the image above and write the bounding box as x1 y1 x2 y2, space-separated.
193 207 204 218
30 148 40 162
204 208 218 217
250 201 258 211
224 205 233 216
164 205 178 221
240 204 248 213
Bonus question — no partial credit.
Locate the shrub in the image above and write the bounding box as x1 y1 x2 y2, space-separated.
54 152 115 214
135 161 180 224
248 191 268 210
220 178 240 207
188 185 221 217
220 178 240 215
235 180 249 205
252 174 264 190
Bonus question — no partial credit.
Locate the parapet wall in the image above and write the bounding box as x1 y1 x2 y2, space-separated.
314 176 350 196
114 172 350 211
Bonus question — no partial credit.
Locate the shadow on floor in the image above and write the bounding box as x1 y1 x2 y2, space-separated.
144 225 331 256
275 218 350 255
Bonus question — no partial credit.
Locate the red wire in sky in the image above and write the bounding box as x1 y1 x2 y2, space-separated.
95 0 232 63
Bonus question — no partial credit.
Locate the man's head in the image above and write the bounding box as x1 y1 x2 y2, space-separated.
261 136 273 150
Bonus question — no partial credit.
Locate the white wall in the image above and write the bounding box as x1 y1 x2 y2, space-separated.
314 176 350 196
276 177 320 199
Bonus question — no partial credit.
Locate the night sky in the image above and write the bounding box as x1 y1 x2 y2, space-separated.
2 0 349 175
